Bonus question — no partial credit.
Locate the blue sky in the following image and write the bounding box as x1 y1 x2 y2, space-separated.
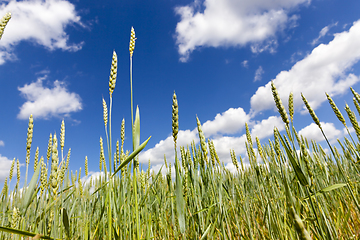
1 0 360 187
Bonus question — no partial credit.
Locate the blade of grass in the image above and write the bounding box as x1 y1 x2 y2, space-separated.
302 183 347 201
21 160 41 214
175 155 185 234
276 130 308 187
112 136 151 177
0 226 57 240
62 208 70 239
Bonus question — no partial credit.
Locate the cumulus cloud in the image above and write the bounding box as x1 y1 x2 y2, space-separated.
150 163 175 179
254 66 264 82
212 135 247 163
0 0 84 64
140 107 251 164
311 22 338 46
250 20 360 114
0 140 4 147
83 171 104 185
140 109 286 165
17 75 82 119
175 0 309 62
251 116 285 140
140 130 249 166
0 155 15 183
211 116 286 163
139 129 198 165
299 122 341 142
224 162 238 174
202 107 250 137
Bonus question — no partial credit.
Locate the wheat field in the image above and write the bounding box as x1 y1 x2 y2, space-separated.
0 13 360 240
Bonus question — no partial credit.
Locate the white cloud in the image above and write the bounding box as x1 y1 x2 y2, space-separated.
299 122 341 142
250 39 279 54
78 171 106 195
241 60 249 68
0 140 4 147
212 135 247 163
224 161 252 173
140 107 252 165
254 66 264 82
224 162 238 174
311 22 338 46
150 163 175 179
206 116 287 163
175 0 309 62
0 0 84 64
17 75 82 119
0 155 14 183
140 124 247 166
251 20 360 114
251 116 285 140
82 171 104 185
344 126 354 136
140 108 285 166
139 129 198 165
202 107 250 137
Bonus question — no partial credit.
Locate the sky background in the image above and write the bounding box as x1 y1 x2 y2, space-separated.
1 0 360 188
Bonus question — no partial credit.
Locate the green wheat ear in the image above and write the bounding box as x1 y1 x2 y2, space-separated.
196 116 208 165
271 81 289 125
230 149 239 171
208 139 216 167
108 50 117 97
1 177 8 198
50 133 59 197
129 26 136 57
9 158 15 181
350 87 360 105
345 104 360 142
34 147 39 172
85 156 88 177
16 159 20 187
301 93 321 129
326 93 346 127
0 12 11 40
172 91 179 148
288 92 294 122
25 114 34 185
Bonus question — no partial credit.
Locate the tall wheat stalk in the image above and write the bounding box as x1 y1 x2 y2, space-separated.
129 26 141 240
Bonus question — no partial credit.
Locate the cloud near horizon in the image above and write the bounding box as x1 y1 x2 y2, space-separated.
139 106 284 165
251 116 284 140
250 19 360 114
202 107 250 137
0 0 84 64
17 75 82 119
140 107 252 164
299 122 342 143
0 155 18 183
175 0 310 62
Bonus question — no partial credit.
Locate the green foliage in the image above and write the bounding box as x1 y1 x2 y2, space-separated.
1 93 360 240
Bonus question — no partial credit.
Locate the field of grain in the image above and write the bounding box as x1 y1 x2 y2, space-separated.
0 13 359 240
